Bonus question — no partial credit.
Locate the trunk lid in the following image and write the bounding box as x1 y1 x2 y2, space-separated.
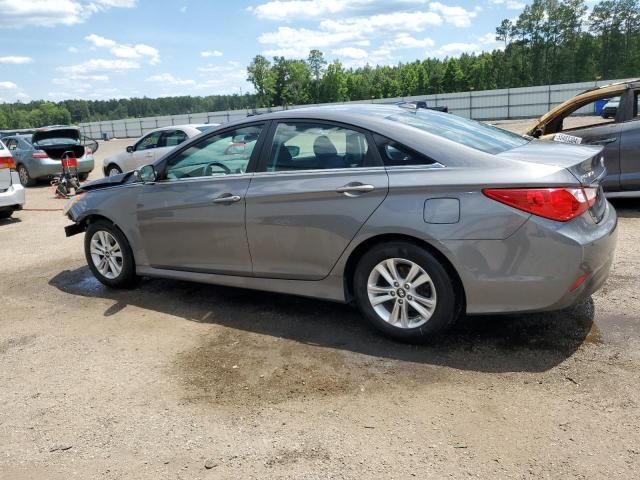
32 127 85 160
497 140 606 185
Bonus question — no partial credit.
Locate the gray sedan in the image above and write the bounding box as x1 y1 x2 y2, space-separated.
64 105 617 342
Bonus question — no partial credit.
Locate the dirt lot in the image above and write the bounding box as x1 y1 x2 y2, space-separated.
1 124 639 479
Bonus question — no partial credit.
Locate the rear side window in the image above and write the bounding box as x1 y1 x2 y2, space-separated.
374 135 436 167
161 130 188 147
387 110 528 154
266 122 380 172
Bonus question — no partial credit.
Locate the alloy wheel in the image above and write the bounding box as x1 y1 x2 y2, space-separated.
367 258 437 329
90 230 124 279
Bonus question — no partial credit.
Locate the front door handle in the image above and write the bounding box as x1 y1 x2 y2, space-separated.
336 182 375 197
212 194 241 204
590 137 617 146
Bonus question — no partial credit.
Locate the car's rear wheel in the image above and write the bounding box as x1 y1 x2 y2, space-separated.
0 210 13 219
78 173 89 182
354 242 458 342
17 164 35 187
106 164 122 177
84 220 137 288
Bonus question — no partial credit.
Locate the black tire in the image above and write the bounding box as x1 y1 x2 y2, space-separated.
84 220 138 288
106 164 122 177
353 242 459 343
78 173 89 182
17 164 35 187
0 210 13 219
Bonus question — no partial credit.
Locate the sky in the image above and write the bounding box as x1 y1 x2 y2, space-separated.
0 0 532 103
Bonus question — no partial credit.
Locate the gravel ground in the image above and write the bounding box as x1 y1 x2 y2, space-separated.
1 121 639 479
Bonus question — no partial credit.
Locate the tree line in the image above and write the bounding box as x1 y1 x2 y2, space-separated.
1 0 638 130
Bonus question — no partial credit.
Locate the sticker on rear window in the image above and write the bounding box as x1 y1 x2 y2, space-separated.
553 133 582 144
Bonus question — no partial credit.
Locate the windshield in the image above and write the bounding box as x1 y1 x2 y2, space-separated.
196 125 215 133
387 111 529 154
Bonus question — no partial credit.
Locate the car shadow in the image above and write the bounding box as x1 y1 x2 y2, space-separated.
49 266 597 374
610 198 640 218
0 216 22 225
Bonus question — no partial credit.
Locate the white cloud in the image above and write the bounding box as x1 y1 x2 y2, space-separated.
436 42 480 56
0 81 17 89
490 0 525 10
68 46 79 53
429 2 479 28
146 73 196 86
62 59 139 77
388 33 434 49
0 0 137 28
249 0 347 20
0 56 33 64
331 47 368 59
86 33 116 47
201 50 223 57
85 34 160 64
320 11 442 34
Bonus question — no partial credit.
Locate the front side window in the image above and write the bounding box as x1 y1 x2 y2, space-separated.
266 122 378 172
165 125 263 180
136 131 163 151
387 110 529 154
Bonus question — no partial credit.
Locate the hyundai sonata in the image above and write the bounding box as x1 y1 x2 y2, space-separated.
64 105 617 342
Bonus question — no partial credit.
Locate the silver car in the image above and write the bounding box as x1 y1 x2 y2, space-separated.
64 105 617 342
3 128 96 186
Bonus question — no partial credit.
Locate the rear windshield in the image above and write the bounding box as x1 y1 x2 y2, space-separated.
387 111 529 154
196 126 215 133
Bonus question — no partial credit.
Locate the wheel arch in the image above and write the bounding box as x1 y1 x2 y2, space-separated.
343 233 466 311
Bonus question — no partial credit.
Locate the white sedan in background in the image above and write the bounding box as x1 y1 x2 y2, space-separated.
103 124 218 176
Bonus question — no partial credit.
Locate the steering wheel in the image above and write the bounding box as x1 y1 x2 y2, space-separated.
205 162 231 175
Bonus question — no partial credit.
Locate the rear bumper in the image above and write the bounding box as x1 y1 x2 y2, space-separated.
450 201 618 314
0 171 26 210
30 157 94 179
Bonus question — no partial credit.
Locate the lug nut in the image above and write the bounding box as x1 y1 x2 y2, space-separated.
407 295 413 300
398 299 404 304
390 291 395 296
394 282 399 287
404 284 410 289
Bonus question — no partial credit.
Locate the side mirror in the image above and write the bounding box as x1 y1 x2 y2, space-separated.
135 164 157 183
531 128 543 139
126 145 134 153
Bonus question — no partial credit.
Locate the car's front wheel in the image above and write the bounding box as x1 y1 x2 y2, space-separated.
84 220 137 288
106 164 122 177
354 242 459 342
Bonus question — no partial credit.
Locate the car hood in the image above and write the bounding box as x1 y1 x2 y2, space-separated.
78 171 136 192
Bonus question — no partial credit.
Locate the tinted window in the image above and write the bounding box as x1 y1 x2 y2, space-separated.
161 130 188 147
135 131 163 151
378 141 435 167
387 111 529 154
266 122 378 172
165 125 262 180
4 139 17 151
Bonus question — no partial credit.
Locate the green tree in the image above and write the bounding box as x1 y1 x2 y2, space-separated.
247 55 274 107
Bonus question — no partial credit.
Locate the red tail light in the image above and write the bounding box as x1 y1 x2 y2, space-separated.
32 151 48 159
483 187 598 222
0 155 16 169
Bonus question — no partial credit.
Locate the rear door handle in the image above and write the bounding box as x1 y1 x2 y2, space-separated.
336 183 375 196
212 194 241 204
590 137 617 146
